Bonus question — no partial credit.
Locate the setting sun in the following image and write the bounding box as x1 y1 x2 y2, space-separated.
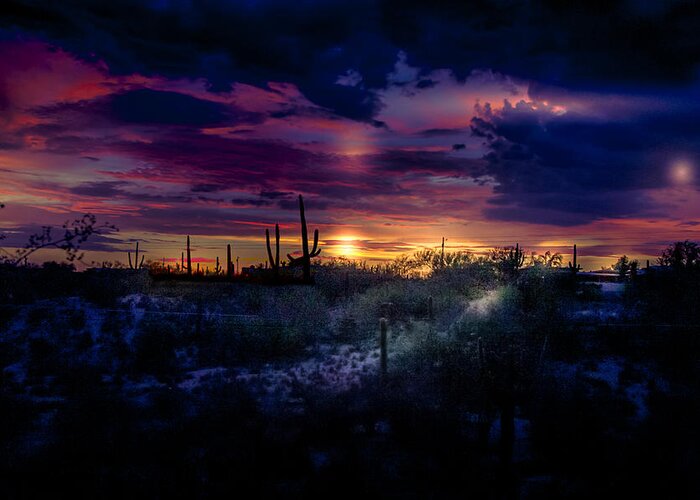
340 244 356 257
333 235 360 258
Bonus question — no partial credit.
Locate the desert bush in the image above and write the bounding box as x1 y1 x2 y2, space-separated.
346 280 432 336
262 285 330 339
314 263 400 302
81 269 151 305
197 286 330 363
429 260 499 297
132 316 181 376
635 270 700 324
0 262 78 303
514 266 570 332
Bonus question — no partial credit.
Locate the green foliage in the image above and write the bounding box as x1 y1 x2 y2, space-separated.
515 266 568 330
412 248 475 274
346 279 464 336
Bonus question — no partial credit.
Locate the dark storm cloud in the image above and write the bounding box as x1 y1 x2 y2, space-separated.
66 180 193 204
379 0 700 88
471 98 700 225
84 129 400 203
0 0 391 120
417 127 470 138
109 89 256 127
34 88 262 129
4 1 699 122
369 149 485 177
415 79 437 89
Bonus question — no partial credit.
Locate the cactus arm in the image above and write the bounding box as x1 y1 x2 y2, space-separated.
139 255 145 268
309 229 321 257
287 253 303 265
128 251 133 269
311 228 319 254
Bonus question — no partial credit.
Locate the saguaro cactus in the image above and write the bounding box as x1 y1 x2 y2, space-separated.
128 241 145 269
266 223 281 280
441 237 446 268
287 194 321 283
498 243 525 278
509 243 525 269
186 235 192 276
226 244 233 278
568 244 581 274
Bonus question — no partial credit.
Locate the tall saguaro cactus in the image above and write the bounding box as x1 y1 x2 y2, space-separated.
128 241 145 269
287 195 321 283
226 244 233 278
266 223 281 280
509 243 525 269
441 237 446 268
568 244 581 274
186 235 192 276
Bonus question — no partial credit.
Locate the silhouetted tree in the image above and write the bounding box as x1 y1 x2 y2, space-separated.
658 240 700 270
0 213 117 265
613 255 633 278
532 251 563 268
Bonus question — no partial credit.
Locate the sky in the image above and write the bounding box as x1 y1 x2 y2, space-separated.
1 0 700 270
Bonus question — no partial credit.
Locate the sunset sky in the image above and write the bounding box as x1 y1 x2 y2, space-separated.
1 1 700 270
